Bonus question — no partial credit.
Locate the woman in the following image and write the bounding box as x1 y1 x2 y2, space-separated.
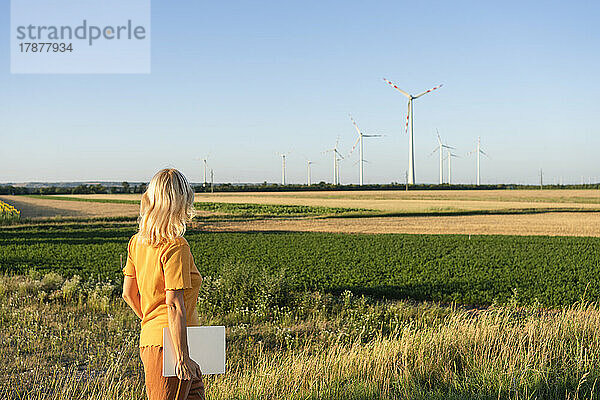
122 168 205 400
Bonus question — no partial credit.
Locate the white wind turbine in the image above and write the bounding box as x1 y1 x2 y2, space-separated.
202 156 209 187
195 155 210 188
348 115 383 186
323 137 344 185
430 130 454 185
306 159 315 186
445 151 459 185
336 152 344 185
466 137 488 185
277 152 291 185
383 78 443 185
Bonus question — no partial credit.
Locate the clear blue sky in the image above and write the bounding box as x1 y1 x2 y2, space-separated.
1 0 599 185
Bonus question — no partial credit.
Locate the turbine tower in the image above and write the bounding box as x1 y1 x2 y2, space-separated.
278 152 291 185
324 137 344 185
306 160 314 186
467 137 488 185
202 157 209 187
383 78 443 185
348 115 383 186
430 130 454 185
195 155 210 188
445 151 459 185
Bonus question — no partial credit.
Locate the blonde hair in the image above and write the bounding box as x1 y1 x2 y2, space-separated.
138 168 196 246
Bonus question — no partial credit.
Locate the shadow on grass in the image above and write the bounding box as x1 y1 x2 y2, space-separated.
325 281 502 306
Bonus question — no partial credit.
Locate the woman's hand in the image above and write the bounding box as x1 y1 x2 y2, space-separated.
175 354 203 380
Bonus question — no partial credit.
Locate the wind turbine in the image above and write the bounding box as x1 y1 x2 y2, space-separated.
466 137 488 185
202 156 209 187
348 115 383 185
306 159 314 186
277 152 291 185
323 137 344 185
195 155 210 188
445 151 459 185
383 78 443 185
336 152 345 185
430 130 454 185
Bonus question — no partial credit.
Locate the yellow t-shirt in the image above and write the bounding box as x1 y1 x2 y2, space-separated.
123 233 202 347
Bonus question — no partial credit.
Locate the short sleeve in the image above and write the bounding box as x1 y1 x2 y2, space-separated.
161 243 193 290
123 236 136 277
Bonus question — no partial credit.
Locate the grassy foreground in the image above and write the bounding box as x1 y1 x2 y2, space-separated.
2 269 600 399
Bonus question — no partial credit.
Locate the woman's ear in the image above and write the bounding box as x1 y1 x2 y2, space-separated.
140 192 150 211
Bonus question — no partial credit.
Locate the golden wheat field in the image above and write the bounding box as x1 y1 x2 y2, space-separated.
57 189 600 212
200 211 600 237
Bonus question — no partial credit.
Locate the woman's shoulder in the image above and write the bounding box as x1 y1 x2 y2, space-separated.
160 236 190 253
127 233 139 249
168 236 189 247
159 236 191 262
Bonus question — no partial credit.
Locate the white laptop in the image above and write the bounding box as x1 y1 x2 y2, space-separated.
162 326 226 377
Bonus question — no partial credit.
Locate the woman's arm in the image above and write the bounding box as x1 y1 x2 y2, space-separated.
122 276 143 320
166 289 202 380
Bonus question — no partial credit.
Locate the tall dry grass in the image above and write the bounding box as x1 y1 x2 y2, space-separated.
207 303 600 399
2 272 600 399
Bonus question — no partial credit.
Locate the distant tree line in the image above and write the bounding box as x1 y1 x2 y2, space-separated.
0 182 147 195
192 182 600 192
2 181 599 196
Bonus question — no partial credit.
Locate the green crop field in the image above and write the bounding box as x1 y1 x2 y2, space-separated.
2 221 599 306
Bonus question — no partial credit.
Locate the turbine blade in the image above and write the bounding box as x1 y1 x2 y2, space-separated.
405 101 410 133
383 78 411 98
362 134 384 138
429 147 440 156
349 114 362 136
413 84 443 99
348 136 361 157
